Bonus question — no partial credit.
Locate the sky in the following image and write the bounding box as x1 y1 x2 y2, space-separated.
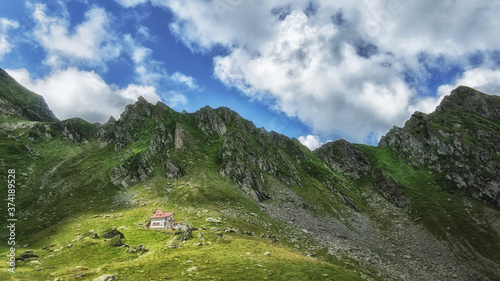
1 0 500 149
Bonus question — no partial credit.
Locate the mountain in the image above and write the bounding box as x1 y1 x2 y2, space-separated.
0 68 58 123
1 68 500 280
379 86 500 207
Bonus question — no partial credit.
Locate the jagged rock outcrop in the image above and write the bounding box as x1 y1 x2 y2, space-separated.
149 123 173 155
110 154 154 189
164 160 184 180
196 106 227 137
218 129 271 201
380 86 500 207
174 123 191 150
314 139 371 180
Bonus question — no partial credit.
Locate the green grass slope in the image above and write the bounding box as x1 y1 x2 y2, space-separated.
1 70 500 280
0 105 375 280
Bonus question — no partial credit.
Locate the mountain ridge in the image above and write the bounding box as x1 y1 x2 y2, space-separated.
379 86 500 207
1 68 500 280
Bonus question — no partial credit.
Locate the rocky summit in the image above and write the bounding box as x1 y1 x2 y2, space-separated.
1 68 500 280
379 86 500 207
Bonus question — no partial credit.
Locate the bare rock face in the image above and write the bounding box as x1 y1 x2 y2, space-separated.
149 123 173 155
174 123 191 150
195 106 227 137
314 139 371 180
218 129 271 201
164 160 184 180
380 86 500 207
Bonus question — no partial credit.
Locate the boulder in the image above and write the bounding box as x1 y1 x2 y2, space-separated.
101 228 124 239
107 235 123 247
93 274 116 281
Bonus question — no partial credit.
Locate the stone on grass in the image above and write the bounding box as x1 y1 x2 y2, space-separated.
107 235 123 247
93 274 117 281
187 266 198 272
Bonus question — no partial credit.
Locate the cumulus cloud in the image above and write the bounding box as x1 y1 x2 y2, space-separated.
170 72 200 91
361 1 500 59
0 18 19 60
6 68 161 123
159 0 277 53
298 135 323 150
29 3 121 68
157 0 500 143
214 10 413 142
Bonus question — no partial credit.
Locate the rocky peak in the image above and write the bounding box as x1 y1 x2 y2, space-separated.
315 139 371 180
437 86 500 119
120 96 153 121
379 86 500 207
0 67 58 122
105 116 117 126
195 105 227 137
215 106 243 123
154 101 170 112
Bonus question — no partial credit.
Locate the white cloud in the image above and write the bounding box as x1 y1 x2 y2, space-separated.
158 0 500 143
0 18 19 60
361 1 500 59
6 68 161 123
408 67 500 115
122 33 166 85
29 3 172 91
170 72 199 91
114 0 149 8
437 67 500 101
214 10 413 142
164 91 188 110
136 25 151 39
157 0 278 53
30 3 121 68
298 135 323 150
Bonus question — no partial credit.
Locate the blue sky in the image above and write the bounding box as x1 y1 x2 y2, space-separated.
1 0 500 148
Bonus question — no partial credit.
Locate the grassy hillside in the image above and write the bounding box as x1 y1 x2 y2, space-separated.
0 103 376 280
1 70 499 280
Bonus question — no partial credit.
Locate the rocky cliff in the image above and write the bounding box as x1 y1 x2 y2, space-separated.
379 86 500 207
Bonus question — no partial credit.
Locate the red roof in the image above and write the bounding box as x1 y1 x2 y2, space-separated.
150 210 174 219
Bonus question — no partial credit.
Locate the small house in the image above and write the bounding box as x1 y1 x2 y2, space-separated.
148 210 187 231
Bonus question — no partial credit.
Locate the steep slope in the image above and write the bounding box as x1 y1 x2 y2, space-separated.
379 86 500 207
313 88 500 279
0 68 58 122
1 67 500 280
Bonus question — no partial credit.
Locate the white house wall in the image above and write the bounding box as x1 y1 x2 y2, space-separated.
149 216 175 229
